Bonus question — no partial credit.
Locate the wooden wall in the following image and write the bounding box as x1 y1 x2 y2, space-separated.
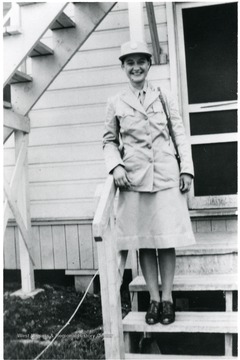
4 3 170 220
6 3 236 272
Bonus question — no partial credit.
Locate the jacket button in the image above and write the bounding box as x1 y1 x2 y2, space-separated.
147 144 152 149
149 158 153 163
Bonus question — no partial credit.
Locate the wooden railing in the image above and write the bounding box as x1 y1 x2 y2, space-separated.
93 175 128 359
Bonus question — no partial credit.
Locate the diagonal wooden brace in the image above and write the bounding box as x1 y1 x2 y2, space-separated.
4 179 35 266
4 137 27 232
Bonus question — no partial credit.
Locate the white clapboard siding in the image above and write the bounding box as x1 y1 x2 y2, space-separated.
34 79 171 110
30 105 107 128
4 142 103 166
49 64 169 91
5 161 107 183
64 42 168 71
4 4 172 268
29 180 105 201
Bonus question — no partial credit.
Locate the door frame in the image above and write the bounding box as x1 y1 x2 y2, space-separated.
175 1 237 209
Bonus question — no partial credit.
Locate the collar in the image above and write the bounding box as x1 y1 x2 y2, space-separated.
129 81 148 98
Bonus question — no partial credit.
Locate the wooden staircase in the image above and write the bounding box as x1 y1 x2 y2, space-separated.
93 176 238 359
3 2 116 295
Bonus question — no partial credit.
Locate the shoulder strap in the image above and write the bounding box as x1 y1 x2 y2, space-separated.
157 87 179 157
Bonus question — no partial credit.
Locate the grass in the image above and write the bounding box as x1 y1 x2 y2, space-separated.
4 281 131 360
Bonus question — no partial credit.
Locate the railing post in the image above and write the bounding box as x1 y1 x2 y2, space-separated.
93 176 125 359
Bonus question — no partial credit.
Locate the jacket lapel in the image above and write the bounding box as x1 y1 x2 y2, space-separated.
144 84 160 111
120 88 146 115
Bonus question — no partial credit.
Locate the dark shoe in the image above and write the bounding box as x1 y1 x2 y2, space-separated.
159 301 175 325
145 300 160 325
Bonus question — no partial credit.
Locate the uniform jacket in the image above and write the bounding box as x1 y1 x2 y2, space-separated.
102 81 194 192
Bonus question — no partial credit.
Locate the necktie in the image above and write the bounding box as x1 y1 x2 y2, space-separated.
138 90 145 105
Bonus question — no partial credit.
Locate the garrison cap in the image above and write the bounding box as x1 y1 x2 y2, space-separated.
119 41 152 61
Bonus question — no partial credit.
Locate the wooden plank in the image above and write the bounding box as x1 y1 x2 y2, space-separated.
29 104 107 127
30 199 96 219
4 109 30 133
78 225 93 269
27 161 107 183
32 226 42 269
129 274 238 292
29 41 54 57
4 128 14 144
123 311 238 333
196 220 212 233
29 123 104 146
125 354 236 359
3 3 68 85
51 11 76 30
10 70 32 84
15 227 20 269
52 225 67 269
146 3 161 64
226 220 237 232
4 142 104 166
39 226 54 269
4 227 17 269
34 78 170 110
14 131 35 292
65 269 97 275
93 176 117 241
65 225 80 269
225 334 233 356
48 63 169 90
212 219 227 232
29 181 104 201
10 2 116 116
4 174 35 265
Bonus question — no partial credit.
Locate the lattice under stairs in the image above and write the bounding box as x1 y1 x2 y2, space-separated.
3 2 116 296
93 176 238 359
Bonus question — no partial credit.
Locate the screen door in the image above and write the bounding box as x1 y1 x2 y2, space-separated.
176 2 237 209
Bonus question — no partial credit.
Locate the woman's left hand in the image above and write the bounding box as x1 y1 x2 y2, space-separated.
179 173 193 193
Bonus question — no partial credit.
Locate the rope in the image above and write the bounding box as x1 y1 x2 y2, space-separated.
33 270 99 360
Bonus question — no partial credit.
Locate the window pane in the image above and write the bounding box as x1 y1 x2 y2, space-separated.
192 142 237 196
183 3 237 104
190 110 237 136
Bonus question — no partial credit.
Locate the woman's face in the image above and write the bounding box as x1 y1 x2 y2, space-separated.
122 54 150 88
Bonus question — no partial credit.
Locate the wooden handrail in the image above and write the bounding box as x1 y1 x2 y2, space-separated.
93 175 117 241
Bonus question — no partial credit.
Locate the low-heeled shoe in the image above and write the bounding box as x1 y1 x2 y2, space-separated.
145 300 160 325
159 301 175 325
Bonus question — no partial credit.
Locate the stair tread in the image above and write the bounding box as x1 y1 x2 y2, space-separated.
177 232 237 255
29 41 53 57
10 70 32 84
123 311 237 333
129 274 238 292
51 11 76 30
125 354 235 359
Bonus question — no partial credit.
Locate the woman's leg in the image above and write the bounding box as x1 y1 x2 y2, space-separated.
157 248 176 303
139 248 160 302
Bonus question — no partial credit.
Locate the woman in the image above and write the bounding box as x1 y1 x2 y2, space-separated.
103 41 195 325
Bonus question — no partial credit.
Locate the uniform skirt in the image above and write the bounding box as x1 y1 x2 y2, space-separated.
116 187 195 251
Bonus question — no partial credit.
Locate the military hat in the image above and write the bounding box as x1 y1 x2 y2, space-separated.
119 41 152 61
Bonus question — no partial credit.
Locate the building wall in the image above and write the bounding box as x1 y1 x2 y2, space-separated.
4 3 171 270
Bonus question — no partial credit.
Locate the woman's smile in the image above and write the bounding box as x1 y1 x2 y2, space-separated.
122 54 150 89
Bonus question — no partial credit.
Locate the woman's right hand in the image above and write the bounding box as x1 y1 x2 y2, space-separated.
112 165 131 188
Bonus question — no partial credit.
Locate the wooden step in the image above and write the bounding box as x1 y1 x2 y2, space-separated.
129 274 238 293
125 354 236 359
123 311 237 334
51 11 76 30
29 41 53 57
9 70 32 84
176 232 237 256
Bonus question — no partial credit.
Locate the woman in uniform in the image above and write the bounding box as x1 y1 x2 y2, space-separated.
102 41 195 325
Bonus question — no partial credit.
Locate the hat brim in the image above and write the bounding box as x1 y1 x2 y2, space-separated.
119 51 152 61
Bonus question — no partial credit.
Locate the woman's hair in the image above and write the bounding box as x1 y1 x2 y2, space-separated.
121 54 152 67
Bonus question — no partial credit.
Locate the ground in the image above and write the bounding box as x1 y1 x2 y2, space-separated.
4 281 131 360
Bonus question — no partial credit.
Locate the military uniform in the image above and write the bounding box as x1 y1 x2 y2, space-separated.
103 81 196 250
